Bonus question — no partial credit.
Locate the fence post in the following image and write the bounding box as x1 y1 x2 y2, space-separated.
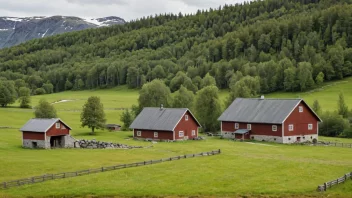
324 182 327 191
150 160 152 164
345 174 348 182
63 172 66 178
144 161 146 165
184 155 186 158
101 167 104 172
170 157 172 161
218 149 221 154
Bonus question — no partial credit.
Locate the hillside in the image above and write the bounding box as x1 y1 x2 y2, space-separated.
0 16 125 48
0 0 352 96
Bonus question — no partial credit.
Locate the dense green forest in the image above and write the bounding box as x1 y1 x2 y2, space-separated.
0 0 352 97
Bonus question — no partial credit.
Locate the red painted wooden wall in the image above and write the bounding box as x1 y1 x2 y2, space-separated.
283 101 319 136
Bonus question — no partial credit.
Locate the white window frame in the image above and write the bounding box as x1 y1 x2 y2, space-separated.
137 131 141 136
185 115 188 121
308 124 313 130
179 131 184 137
154 132 158 138
247 124 251 130
235 123 239 129
192 130 196 136
56 123 60 129
272 125 277 132
299 106 303 113
289 124 294 131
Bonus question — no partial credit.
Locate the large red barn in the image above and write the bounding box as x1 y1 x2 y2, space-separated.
218 97 322 143
130 107 201 141
20 118 75 149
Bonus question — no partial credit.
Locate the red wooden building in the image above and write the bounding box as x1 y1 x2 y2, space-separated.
218 97 322 143
20 118 75 149
130 107 201 141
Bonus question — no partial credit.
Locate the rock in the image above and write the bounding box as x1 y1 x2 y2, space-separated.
74 142 80 148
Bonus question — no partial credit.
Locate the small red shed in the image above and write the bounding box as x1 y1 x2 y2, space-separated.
218 97 322 143
20 118 75 149
130 107 201 141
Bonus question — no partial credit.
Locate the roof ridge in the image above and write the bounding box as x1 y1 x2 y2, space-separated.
237 98 302 100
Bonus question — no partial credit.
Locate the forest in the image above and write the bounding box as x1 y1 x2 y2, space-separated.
0 0 352 98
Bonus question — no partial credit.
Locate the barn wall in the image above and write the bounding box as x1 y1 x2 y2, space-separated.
22 132 45 140
133 129 174 140
174 111 199 140
221 121 282 137
46 121 70 137
283 101 319 138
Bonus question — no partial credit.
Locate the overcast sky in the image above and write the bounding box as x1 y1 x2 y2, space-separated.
0 0 246 21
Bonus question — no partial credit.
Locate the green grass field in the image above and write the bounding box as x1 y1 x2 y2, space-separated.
0 79 352 197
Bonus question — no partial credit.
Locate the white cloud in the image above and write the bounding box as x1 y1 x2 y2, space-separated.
0 0 246 21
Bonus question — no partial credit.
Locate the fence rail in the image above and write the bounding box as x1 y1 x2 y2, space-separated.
313 142 352 148
317 172 352 191
0 149 220 190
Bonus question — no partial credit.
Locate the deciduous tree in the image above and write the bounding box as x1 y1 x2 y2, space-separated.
195 86 222 132
34 99 57 118
81 96 106 134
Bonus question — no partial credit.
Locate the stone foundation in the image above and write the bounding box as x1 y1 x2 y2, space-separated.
250 135 318 144
23 139 47 149
282 135 318 144
250 135 283 143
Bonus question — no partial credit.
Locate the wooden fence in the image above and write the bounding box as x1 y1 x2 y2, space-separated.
317 172 352 191
312 142 352 148
0 149 220 190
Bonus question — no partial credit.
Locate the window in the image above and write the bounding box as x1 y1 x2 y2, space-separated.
137 131 141 136
289 124 294 131
272 125 277 132
179 131 184 137
56 123 60 129
247 124 251 130
299 106 303 113
235 123 239 129
185 115 188 121
154 132 158 138
308 124 313 130
192 130 196 136
61 125 66 129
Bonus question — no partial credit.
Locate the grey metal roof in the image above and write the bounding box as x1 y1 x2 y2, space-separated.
130 107 200 131
106 124 121 127
234 129 250 134
20 118 71 133
218 98 303 124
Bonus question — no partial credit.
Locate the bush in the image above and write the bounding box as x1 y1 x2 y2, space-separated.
319 111 350 137
34 88 46 95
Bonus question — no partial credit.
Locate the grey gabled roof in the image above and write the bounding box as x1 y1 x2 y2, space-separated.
130 107 201 131
20 118 71 133
218 98 320 124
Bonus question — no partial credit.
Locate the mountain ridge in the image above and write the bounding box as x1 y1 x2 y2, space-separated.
0 15 125 48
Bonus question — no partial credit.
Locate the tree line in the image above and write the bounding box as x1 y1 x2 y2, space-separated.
0 0 351 96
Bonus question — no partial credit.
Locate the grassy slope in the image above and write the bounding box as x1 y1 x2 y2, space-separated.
0 80 352 197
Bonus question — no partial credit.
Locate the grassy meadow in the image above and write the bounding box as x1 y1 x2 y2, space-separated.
0 79 352 197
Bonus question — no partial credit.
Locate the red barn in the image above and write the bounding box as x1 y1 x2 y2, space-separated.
130 107 201 141
20 118 75 149
218 97 322 144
